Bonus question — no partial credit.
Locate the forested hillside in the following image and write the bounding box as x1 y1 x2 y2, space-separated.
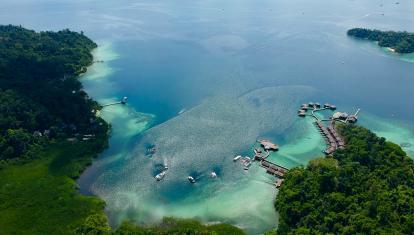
0 25 106 161
274 124 414 234
0 25 110 234
348 28 414 53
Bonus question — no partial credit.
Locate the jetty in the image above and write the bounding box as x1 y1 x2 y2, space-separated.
314 120 345 155
102 97 128 107
260 160 288 178
234 138 288 189
298 101 360 155
253 148 270 161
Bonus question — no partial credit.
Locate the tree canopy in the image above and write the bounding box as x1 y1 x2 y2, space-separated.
0 25 110 234
347 28 414 53
113 217 245 235
0 25 103 160
275 124 414 234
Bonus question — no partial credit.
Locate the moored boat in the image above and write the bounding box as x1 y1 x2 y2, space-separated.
188 176 196 183
155 171 166 181
233 155 242 161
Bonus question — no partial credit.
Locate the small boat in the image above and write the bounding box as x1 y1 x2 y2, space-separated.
253 148 262 155
147 147 156 155
155 171 166 181
211 172 217 178
233 155 242 161
275 179 284 188
188 176 196 183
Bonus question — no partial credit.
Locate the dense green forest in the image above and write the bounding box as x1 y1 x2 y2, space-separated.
111 217 244 235
274 124 414 234
0 24 106 160
0 24 111 234
347 28 414 53
0 25 242 235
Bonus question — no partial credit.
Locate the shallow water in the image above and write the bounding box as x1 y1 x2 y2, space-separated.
2 0 414 234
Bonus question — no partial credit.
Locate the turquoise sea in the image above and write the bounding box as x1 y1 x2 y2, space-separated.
2 0 414 233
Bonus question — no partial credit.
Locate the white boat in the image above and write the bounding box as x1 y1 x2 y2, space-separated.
233 155 242 161
211 172 217 178
155 171 166 181
188 176 196 183
275 179 284 188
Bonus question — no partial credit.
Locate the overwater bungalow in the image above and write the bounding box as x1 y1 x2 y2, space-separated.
333 112 349 120
347 115 358 123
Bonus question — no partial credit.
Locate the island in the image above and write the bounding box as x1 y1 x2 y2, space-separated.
347 28 414 53
272 124 414 234
0 25 243 235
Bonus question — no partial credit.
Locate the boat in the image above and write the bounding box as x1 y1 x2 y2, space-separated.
233 155 242 161
155 171 166 181
275 179 284 188
253 148 262 154
188 176 196 183
147 147 156 155
211 172 217 178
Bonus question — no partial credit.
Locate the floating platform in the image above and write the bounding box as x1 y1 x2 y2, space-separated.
258 140 279 151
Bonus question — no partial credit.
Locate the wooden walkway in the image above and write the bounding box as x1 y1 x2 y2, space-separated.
102 97 128 108
260 160 288 178
102 101 123 107
314 120 345 155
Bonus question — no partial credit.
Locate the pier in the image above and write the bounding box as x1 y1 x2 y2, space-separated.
102 97 128 107
314 120 345 155
298 102 360 155
253 148 270 161
260 160 288 178
235 138 288 185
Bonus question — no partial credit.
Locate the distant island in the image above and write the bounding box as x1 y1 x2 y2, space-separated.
347 28 414 53
0 25 243 235
272 124 414 234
